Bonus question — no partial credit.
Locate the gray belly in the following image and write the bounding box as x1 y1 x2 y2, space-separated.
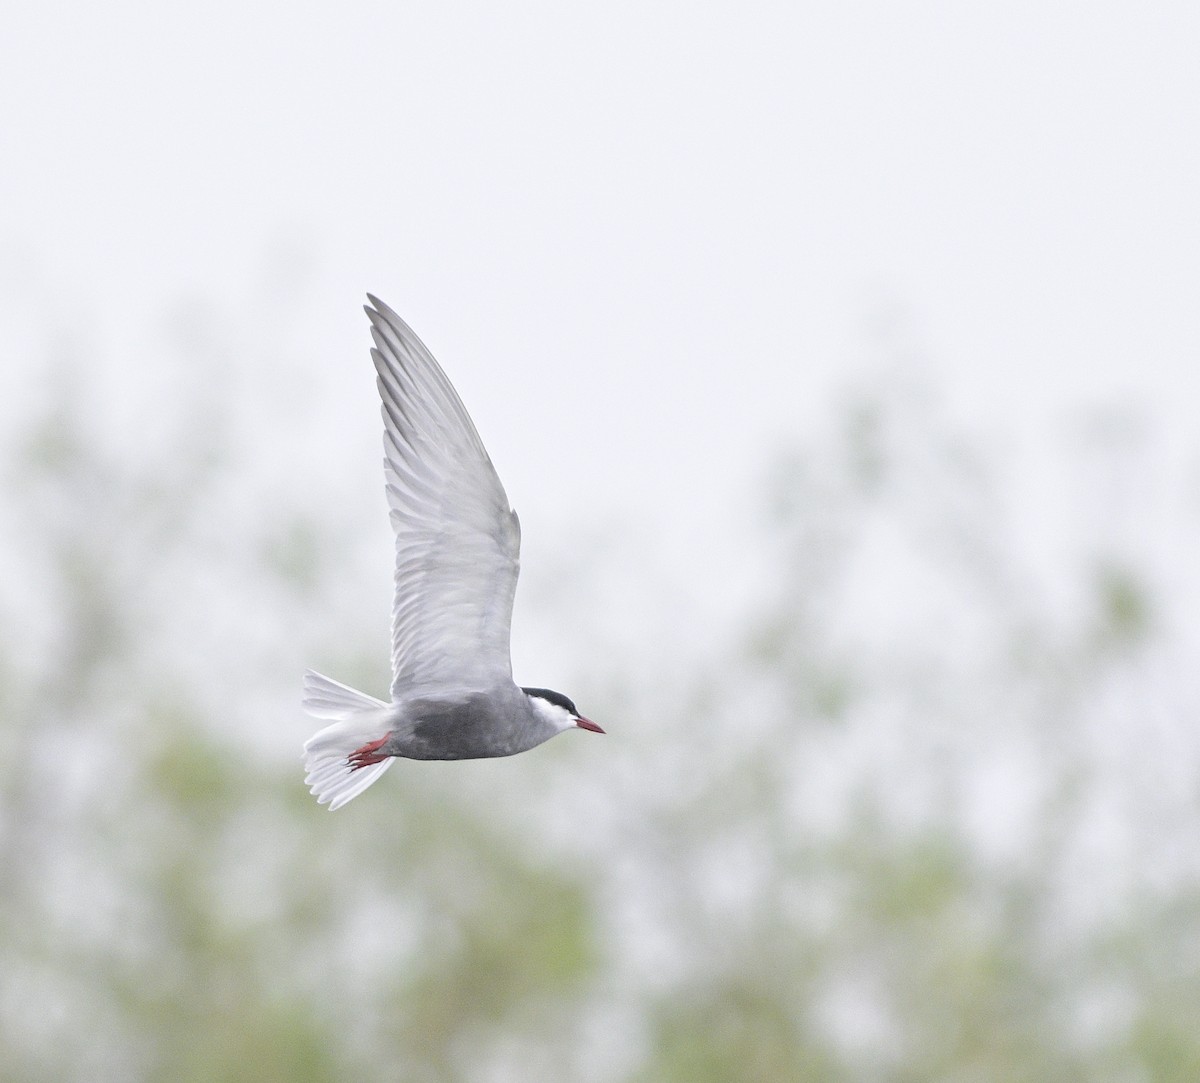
394 692 532 760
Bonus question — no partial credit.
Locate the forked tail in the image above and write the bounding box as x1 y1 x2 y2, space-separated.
301 670 394 810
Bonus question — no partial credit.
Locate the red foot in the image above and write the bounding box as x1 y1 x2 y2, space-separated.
348 735 390 772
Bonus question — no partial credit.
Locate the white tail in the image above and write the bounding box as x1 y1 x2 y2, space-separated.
301 671 395 810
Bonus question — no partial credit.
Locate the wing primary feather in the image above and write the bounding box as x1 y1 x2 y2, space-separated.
366 304 490 457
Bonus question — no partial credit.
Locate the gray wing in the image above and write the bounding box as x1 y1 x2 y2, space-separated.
365 296 522 697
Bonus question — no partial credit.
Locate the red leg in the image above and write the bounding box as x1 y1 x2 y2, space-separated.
348 735 390 771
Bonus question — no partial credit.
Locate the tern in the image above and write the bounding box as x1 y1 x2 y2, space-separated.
302 296 603 809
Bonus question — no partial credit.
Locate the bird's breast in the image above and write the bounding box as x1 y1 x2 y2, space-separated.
396 690 534 760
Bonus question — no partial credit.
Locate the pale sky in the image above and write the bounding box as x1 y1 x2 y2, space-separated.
3 0 1198 657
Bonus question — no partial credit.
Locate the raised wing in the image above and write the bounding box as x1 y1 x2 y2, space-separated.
365 296 522 697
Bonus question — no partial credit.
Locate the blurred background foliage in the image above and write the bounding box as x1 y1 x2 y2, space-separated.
0 296 1197 1083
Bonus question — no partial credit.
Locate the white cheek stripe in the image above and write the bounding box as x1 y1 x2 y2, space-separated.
529 696 575 732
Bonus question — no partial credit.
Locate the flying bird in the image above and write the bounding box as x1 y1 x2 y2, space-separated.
302 296 603 809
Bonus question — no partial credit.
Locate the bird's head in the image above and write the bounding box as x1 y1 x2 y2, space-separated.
523 687 605 735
